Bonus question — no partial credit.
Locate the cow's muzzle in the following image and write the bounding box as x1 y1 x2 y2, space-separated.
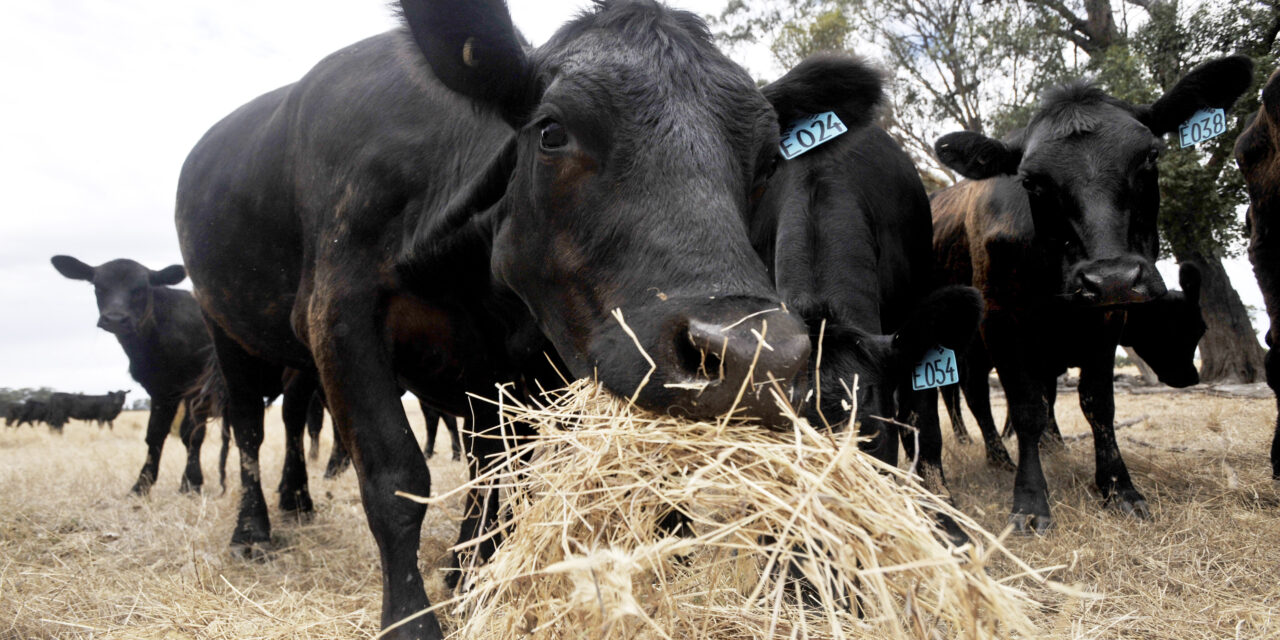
1067 256 1166 306
97 312 136 335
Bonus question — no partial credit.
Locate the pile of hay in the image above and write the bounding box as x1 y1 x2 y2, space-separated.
415 380 1042 639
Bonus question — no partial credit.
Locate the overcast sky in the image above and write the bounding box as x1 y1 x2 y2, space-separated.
0 1 1265 400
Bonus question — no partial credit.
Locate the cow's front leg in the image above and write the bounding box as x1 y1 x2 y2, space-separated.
131 398 179 495
958 364 1015 470
987 314 1056 534
207 323 274 553
278 370 316 518
1079 354 1147 518
177 403 206 493
311 295 441 639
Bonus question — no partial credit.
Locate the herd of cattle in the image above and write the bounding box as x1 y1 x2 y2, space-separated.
18 1 1280 637
5 390 129 430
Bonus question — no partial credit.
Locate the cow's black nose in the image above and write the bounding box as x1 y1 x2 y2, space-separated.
1072 257 1156 305
98 312 130 332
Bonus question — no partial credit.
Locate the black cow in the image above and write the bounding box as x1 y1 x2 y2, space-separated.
942 264 1205 469
749 56 982 509
46 390 131 429
931 55 1252 533
51 256 320 506
1235 68 1280 478
52 256 216 492
6 399 49 427
171 1 939 634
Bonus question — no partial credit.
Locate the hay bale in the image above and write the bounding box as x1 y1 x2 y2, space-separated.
408 380 1041 639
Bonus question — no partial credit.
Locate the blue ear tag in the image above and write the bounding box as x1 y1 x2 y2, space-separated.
779 111 847 159
912 346 959 391
1177 108 1227 148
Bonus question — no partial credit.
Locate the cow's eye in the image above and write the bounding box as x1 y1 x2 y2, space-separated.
1145 147 1160 166
1021 174 1045 197
540 121 568 151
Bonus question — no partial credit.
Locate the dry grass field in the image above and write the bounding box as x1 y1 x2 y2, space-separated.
1 386 1278 639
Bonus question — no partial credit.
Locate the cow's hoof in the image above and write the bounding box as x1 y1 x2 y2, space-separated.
231 528 272 560
323 459 351 479
986 449 1016 472
1109 492 1150 519
129 481 153 497
179 478 202 495
231 540 273 561
451 453 462 462
954 432 973 445
1008 512 1053 535
279 491 315 520
425 450 435 460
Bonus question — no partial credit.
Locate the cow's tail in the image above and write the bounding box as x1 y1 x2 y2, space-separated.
184 347 230 495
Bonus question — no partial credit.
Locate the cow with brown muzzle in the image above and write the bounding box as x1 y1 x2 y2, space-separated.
931 55 1253 533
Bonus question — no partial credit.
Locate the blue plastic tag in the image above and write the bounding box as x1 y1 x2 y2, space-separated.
1177 108 1227 148
911 346 959 391
779 111 847 159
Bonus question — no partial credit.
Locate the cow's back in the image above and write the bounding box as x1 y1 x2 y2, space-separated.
176 30 508 367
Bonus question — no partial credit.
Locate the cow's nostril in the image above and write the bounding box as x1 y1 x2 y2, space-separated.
681 320 726 380
1123 264 1142 287
1082 272 1105 291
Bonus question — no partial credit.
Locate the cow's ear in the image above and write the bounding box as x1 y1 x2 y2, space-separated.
1178 262 1202 306
763 53 885 132
397 135 517 288
399 0 533 125
149 264 187 286
51 255 95 281
934 132 1022 180
1136 55 1254 135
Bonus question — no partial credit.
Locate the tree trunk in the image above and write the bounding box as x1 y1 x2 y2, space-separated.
1175 252 1267 383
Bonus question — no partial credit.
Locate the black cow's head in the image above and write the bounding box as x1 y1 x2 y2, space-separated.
51 255 186 336
109 390 131 408
397 0 819 422
1122 263 1204 388
935 55 1253 307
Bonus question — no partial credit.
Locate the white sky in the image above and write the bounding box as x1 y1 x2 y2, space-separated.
0 1 1264 399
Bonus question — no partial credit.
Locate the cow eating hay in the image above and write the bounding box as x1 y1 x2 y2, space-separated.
406 380 1040 639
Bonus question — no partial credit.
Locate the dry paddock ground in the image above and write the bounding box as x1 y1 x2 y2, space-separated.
1 386 1278 639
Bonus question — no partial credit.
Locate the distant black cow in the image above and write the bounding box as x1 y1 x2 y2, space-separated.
1235 68 1280 478
52 256 320 508
46 390 130 430
53 255 214 493
6 399 49 427
749 55 982 509
169 1 928 634
931 55 1252 533
942 264 1205 469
